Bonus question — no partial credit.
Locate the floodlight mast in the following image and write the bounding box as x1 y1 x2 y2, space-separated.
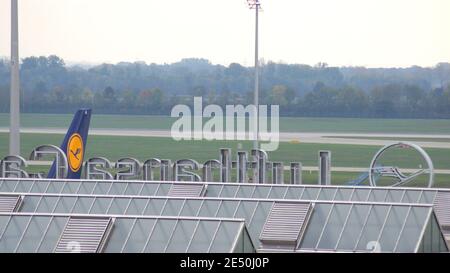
10 0 20 156
247 0 261 150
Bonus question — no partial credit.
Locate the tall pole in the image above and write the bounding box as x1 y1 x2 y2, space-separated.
10 0 20 156
248 0 261 150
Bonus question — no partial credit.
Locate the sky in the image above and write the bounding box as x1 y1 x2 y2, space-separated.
0 0 449 68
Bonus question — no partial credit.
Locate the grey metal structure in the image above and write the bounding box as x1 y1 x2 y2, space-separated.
0 212 253 253
369 142 434 188
167 183 207 197
0 195 22 213
318 151 331 185
9 0 20 156
0 192 446 253
247 0 261 150
259 202 312 251
54 216 114 253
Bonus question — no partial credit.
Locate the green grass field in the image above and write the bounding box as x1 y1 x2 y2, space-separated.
2 113 450 134
1 132 449 187
1 133 450 169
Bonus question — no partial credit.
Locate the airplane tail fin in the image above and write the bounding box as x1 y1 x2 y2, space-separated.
47 109 92 179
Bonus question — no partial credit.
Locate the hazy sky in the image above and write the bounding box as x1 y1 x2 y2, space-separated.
0 0 449 67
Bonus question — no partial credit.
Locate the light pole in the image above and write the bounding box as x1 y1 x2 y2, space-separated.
247 0 261 150
10 0 20 156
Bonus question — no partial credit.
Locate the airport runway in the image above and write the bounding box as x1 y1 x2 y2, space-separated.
1 127 450 149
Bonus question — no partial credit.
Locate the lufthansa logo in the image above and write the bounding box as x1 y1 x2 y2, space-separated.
67 133 83 172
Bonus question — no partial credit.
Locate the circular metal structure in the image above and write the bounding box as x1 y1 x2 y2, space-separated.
369 142 434 188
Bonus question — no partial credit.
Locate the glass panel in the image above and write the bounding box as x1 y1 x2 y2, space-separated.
53 197 77 213
139 183 159 196
351 189 370 201
143 199 166 215
92 181 112 194
284 187 304 200
220 185 239 198
216 200 240 218
234 201 258 223
209 222 242 252
126 199 148 215
14 181 34 193
36 197 59 213
300 204 333 249
186 220 219 252
71 197 95 213
197 200 221 217
144 219 177 252
235 185 254 198
161 199 185 216
419 191 436 204
122 219 157 252
0 180 18 192
124 184 143 195
20 196 41 212
45 181 64 193
0 216 30 252
317 204 351 250
385 190 405 203
336 205 371 251
104 218 135 253
267 187 288 199
251 186 270 198
108 183 127 195
179 200 203 216
30 181 49 193
108 198 129 214
90 197 113 214
301 188 320 200
248 202 273 248
334 188 353 201
166 220 197 252
16 216 51 253
61 181 81 194
317 188 337 200
78 182 95 194
0 216 10 235
204 185 222 197
402 190 421 203
37 216 67 252
367 189 388 202
355 205 390 251
395 207 429 252
155 184 171 196
377 206 409 252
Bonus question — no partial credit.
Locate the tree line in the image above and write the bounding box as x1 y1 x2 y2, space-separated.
0 55 449 118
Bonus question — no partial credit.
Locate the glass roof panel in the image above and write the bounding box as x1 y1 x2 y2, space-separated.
186 220 219 252
216 200 239 218
317 204 351 250
209 221 242 253
179 200 203 216
377 206 409 252
122 219 157 253
0 215 30 252
335 204 371 251
16 216 51 253
355 205 390 251
165 219 197 253
144 219 177 253
299 203 333 249
395 207 430 252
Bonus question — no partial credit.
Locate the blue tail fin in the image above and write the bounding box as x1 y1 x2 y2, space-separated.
47 109 92 179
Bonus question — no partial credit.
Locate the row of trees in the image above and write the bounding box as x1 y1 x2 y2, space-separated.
0 56 449 118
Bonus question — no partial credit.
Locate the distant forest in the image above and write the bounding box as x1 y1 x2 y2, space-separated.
1 56 450 118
